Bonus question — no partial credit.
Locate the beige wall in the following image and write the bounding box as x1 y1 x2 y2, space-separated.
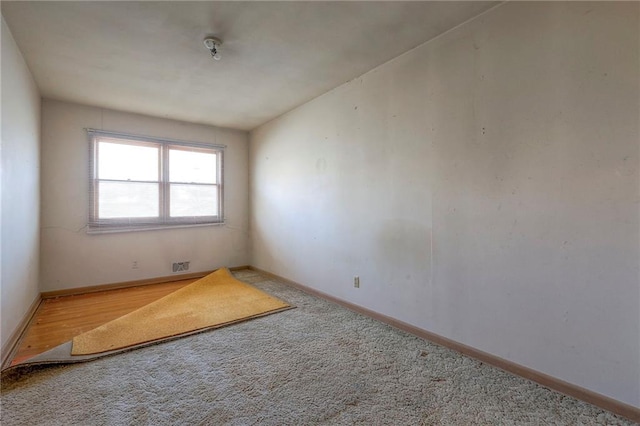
250 2 639 407
1 17 41 351
40 100 250 291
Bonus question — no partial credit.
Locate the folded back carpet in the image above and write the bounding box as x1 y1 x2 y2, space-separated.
7 267 292 368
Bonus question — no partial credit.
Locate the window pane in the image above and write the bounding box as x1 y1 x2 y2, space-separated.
98 140 159 181
170 184 218 217
99 181 159 218
169 149 217 184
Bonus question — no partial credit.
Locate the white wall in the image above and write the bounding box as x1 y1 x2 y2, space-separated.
1 17 41 352
40 100 249 291
250 2 639 408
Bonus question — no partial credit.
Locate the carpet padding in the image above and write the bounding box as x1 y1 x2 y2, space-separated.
72 267 291 355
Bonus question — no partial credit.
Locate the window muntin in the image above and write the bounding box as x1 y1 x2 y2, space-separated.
88 130 224 233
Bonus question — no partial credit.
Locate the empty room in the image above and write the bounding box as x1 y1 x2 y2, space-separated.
1 1 638 424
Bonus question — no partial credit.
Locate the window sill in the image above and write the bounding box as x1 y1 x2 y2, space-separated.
87 222 225 235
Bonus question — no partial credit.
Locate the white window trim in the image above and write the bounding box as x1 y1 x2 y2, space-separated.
87 129 225 234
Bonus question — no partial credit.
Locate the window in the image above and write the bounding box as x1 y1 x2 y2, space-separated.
88 129 224 233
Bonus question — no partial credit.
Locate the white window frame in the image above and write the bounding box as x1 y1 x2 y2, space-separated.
87 129 224 233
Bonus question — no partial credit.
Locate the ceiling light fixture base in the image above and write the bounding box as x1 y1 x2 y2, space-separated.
203 37 223 60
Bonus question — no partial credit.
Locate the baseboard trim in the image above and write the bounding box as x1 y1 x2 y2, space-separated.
249 266 640 423
1 294 42 370
41 265 250 299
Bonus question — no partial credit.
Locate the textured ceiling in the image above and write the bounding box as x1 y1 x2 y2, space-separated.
2 1 497 131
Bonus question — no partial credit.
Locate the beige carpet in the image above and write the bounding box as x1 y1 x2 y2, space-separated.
72 267 292 355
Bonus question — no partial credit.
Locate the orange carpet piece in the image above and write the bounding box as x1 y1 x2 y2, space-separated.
71 268 291 355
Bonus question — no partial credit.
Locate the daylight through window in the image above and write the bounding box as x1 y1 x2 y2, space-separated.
88 129 224 232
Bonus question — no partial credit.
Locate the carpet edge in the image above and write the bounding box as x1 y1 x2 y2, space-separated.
3 305 295 374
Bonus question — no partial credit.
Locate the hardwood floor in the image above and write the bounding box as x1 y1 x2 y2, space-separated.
11 278 197 366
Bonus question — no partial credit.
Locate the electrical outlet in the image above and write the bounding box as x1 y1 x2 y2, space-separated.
172 261 190 273
354 276 360 288
132 261 139 269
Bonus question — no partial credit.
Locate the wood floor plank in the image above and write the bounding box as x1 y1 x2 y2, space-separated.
11 279 197 366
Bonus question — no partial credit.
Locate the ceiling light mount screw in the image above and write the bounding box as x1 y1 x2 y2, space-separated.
203 37 223 61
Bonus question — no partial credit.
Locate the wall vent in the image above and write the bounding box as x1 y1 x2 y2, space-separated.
172 261 190 273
